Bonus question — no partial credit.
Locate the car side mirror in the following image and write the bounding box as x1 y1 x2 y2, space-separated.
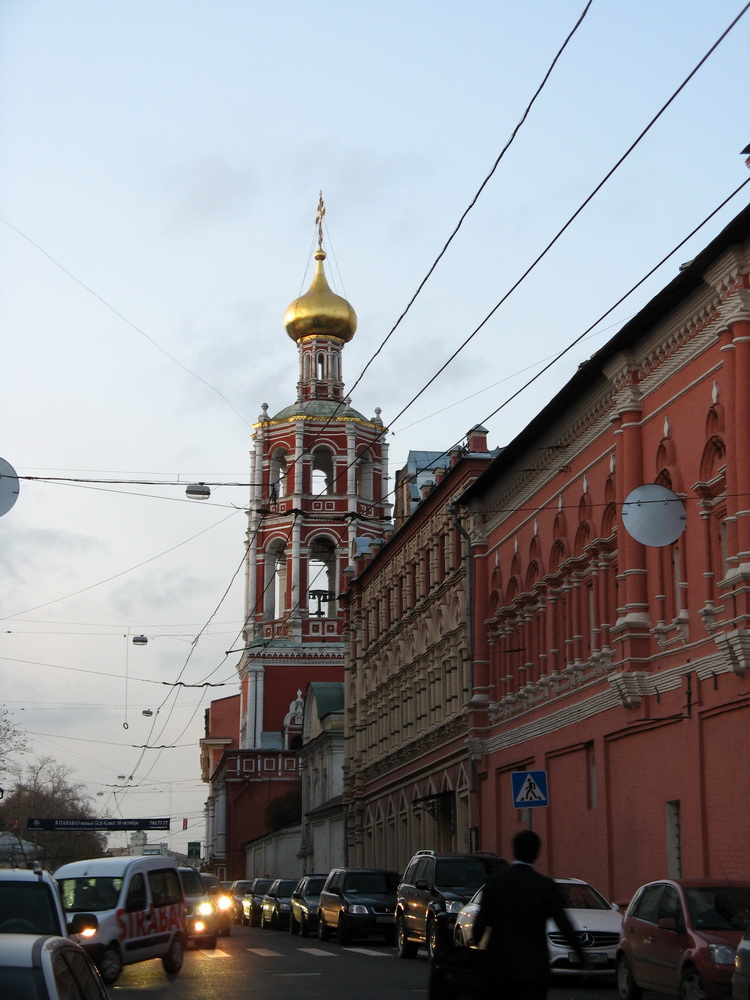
415 879 429 890
69 912 98 935
658 917 677 932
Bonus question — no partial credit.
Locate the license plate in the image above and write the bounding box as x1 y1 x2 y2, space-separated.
569 950 608 964
376 915 393 924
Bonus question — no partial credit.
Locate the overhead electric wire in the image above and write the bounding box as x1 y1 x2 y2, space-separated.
383 2 750 434
0 214 255 429
262 1 595 497
386 177 750 506
0 508 242 621
347 0 595 399
260 2 750 518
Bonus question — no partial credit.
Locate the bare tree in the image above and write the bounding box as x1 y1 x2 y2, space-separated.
0 757 107 870
0 706 28 781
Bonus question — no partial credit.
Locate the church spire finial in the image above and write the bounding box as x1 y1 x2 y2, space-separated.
316 191 325 251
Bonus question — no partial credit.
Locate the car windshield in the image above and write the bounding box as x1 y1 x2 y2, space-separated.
180 870 206 895
435 859 491 891
233 882 251 894
556 882 610 910
0 882 62 932
344 872 397 894
686 887 750 930
58 877 122 912
253 880 273 895
277 881 297 895
305 878 326 894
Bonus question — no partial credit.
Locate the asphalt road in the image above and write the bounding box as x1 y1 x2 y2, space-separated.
108 922 669 1000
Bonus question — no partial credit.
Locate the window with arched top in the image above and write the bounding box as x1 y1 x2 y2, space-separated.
574 521 590 557
356 450 374 501
312 447 335 496
553 509 568 542
308 535 338 617
699 435 726 483
488 589 503 618
264 537 287 620
549 539 566 575
317 351 327 381
269 447 288 498
601 502 617 540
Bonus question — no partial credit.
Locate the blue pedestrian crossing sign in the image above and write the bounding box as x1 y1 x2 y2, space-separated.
511 770 549 808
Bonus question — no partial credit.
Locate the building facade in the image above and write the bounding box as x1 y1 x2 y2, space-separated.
298 681 346 874
341 428 497 870
458 204 750 902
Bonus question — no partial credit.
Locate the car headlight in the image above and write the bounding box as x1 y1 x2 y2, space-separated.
347 904 369 915
197 901 214 916
445 901 463 914
709 944 736 965
278 902 290 911
216 895 232 911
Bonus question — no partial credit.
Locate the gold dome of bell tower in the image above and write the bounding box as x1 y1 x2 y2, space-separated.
283 196 357 343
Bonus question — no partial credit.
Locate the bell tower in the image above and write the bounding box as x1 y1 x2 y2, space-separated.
237 202 391 750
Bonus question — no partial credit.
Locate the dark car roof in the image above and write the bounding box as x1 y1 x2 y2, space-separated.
332 867 398 874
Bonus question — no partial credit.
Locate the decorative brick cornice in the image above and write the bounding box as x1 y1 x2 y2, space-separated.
714 629 750 675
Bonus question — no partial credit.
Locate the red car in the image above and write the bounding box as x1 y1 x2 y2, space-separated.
617 878 750 1000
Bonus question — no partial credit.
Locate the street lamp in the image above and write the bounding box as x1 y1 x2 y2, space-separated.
186 483 210 499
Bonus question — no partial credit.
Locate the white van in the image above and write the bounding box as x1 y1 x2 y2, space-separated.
54 855 186 984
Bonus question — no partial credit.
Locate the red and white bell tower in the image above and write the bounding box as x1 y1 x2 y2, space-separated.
237 211 391 751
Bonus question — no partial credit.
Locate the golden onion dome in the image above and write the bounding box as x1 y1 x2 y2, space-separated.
284 249 357 343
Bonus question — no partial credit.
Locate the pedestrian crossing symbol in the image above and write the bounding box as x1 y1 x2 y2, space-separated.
511 770 549 809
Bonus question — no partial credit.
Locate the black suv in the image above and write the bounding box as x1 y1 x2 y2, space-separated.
317 867 398 946
395 850 507 959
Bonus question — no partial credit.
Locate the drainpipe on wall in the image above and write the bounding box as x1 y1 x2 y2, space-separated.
449 503 482 850
449 503 474 700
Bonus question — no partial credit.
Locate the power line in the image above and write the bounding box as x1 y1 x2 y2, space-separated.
383 3 750 434
348 0 595 399
0 508 242 621
0 214 255 429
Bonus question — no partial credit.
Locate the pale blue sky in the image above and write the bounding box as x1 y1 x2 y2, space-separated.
1 0 748 850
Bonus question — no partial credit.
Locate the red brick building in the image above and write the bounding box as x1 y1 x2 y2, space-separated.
459 204 750 901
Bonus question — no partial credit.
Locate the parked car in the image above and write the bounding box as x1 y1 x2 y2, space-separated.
241 877 274 927
318 867 399 946
0 867 97 940
733 923 750 999
260 879 298 930
0 933 109 1000
200 873 233 937
228 880 252 923
178 867 218 950
395 850 508 959
290 874 328 936
454 876 622 977
617 878 750 1000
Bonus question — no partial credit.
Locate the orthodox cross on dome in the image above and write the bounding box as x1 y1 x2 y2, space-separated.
316 191 326 250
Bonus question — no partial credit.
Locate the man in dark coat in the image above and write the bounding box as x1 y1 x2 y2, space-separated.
471 829 585 1000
